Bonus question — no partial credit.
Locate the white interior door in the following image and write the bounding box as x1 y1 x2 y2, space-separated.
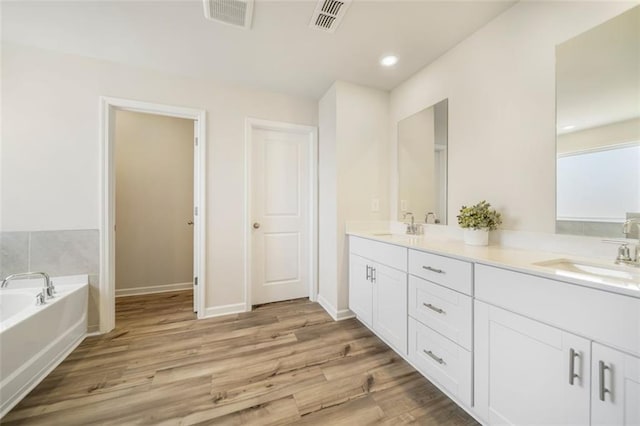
251 128 310 305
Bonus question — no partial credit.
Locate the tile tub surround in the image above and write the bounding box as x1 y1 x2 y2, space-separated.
0 230 99 280
0 229 100 329
556 220 625 238
0 232 29 279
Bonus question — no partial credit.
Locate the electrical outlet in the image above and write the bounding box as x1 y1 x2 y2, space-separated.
371 198 380 212
400 199 407 212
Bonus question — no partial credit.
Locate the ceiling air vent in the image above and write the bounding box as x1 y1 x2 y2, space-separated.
203 0 254 29
309 0 351 33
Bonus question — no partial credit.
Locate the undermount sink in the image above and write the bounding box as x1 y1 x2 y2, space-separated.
534 258 640 288
371 233 393 236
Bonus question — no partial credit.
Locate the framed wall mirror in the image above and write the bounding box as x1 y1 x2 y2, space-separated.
397 99 448 224
555 6 640 238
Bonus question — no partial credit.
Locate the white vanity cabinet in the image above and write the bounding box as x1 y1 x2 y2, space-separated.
591 343 640 426
348 253 373 326
474 263 640 426
348 236 408 353
407 249 474 406
474 301 591 425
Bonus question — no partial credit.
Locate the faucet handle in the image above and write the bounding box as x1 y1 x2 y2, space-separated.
35 291 46 306
603 240 634 263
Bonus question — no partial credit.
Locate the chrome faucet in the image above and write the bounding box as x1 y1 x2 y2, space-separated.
425 212 440 224
620 218 640 266
1 272 55 298
403 212 420 235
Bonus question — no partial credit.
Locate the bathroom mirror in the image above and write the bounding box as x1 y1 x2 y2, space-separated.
555 6 640 238
397 99 448 224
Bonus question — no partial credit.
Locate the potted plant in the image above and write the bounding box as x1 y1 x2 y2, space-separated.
457 200 502 246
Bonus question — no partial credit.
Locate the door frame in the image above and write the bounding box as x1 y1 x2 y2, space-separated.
99 96 207 333
244 118 318 311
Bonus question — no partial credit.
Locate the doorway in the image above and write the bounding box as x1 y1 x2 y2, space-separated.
100 97 206 334
114 110 195 311
245 119 317 308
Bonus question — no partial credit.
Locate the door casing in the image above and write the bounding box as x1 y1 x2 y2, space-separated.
99 96 207 334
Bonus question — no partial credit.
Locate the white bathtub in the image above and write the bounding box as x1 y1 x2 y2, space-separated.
0 275 88 418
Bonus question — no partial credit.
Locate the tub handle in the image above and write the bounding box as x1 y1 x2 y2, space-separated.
35 291 46 306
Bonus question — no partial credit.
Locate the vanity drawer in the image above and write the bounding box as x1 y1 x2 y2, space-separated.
408 275 472 350
408 249 473 295
475 264 640 357
350 236 407 271
408 317 472 407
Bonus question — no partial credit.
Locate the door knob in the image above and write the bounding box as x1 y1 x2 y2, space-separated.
187 221 194 225
253 222 261 229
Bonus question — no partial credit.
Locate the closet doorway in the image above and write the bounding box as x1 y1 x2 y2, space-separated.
114 111 194 310
100 98 206 334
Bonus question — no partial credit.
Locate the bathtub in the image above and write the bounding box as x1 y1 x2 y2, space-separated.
0 275 88 418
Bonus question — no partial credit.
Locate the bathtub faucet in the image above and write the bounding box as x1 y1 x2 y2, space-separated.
1 272 55 298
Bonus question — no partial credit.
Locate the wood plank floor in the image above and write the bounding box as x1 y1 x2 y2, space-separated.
3 291 479 425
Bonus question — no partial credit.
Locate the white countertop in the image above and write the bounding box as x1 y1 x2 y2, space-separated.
347 231 640 299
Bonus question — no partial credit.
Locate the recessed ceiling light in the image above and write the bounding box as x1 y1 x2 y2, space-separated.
380 55 398 67
562 125 576 130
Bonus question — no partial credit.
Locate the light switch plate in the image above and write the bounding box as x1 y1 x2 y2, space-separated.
371 198 380 212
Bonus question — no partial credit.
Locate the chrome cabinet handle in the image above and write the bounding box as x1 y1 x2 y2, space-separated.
422 266 444 274
569 348 580 385
423 302 445 314
599 360 611 401
371 268 376 283
423 349 445 365
366 265 371 281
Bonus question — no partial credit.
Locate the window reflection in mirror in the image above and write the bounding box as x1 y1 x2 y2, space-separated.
397 99 448 224
556 6 640 238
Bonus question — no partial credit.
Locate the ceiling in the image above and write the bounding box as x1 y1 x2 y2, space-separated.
556 5 639 134
1 0 515 99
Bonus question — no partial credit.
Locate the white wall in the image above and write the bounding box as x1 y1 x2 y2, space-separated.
389 1 637 232
557 117 640 155
319 81 390 314
318 84 339 310
1 42 317 325
114 110 194 292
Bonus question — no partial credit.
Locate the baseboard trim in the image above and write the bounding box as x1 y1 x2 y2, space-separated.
202 303 247 319
86 324 100 335
317 294 355 321
115 282 192 297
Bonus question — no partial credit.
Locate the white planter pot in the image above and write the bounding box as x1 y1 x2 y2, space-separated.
464 228 489 246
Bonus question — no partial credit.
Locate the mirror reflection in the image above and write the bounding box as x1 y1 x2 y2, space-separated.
556 6 640 238
397 99 448 224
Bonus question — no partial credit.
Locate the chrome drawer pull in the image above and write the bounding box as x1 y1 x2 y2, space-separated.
423 349 445 365
422 266 444 274
423 302 445 314
598 360 611 401
569 348 580 385
366 265 371 281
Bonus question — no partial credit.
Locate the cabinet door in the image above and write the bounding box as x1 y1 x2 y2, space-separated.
349 254 373 327
474 301 590 425
592 343 640 426
372 262 408 354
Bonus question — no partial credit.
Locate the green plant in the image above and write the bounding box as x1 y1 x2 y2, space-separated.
457 200 502 231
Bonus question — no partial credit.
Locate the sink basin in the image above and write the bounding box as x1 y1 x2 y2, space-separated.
534 258 640 288
371 233 393 236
